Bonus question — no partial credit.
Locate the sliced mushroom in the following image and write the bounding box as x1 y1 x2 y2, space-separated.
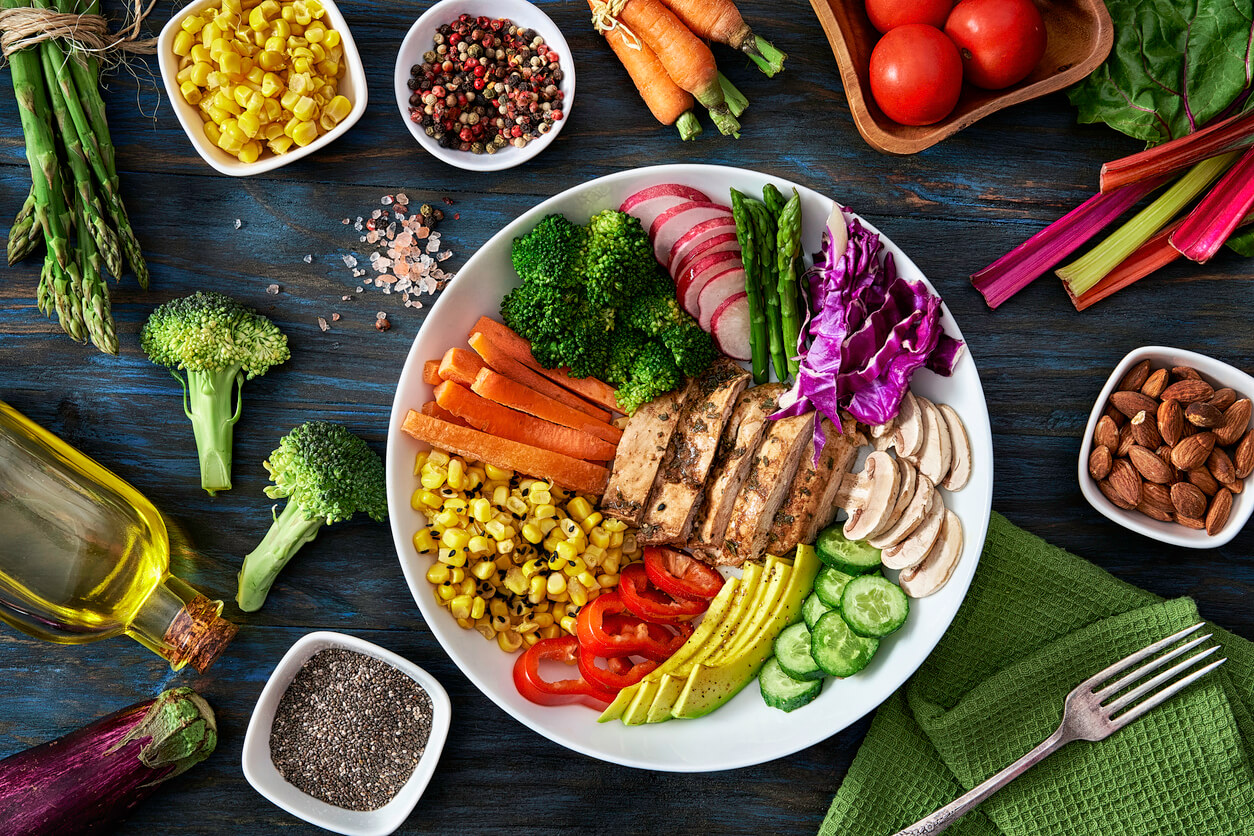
910 398 952 486
892 391 924 458
841 451 901 541
870 415 897 451
869 472 935 550
938 404 971 491
880 487 944 570
885 456 917 531
900 509 964 598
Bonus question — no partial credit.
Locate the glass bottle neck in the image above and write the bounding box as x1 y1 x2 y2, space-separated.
128 574 238 672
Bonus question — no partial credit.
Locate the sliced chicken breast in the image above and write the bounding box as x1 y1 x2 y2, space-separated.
600 382 693 525
769 419 865 555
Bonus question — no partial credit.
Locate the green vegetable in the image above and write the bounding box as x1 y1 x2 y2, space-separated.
7 189 40 267
613 341 683 415
730 189 769 383
759 656 822 711
237 421 387 611
141 291 290 495
749 199 787 380
762 183 787 217
774 189 803 379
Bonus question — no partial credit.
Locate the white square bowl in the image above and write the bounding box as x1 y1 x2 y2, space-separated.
241 631 451 836
393 0 575 171
157 0 368 177
1077 346 1254 548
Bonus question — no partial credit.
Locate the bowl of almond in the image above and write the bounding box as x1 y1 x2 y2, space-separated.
1079 346 1254 548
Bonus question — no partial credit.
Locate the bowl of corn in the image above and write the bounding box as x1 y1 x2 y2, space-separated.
158 0 367 176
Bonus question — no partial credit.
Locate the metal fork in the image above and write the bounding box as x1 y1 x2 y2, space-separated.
891 622 1226 836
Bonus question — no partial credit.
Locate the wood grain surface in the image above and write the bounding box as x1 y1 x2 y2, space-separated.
2 1 1252 834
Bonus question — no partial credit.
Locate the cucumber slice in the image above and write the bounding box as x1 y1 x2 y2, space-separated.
840 574 910 638
813 566 854 608
773 621 823 681
802 591 832 630
811 610 879 677
759 656 823 712
815 525 882 574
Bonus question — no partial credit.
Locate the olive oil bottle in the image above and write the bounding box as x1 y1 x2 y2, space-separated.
0 400 236 671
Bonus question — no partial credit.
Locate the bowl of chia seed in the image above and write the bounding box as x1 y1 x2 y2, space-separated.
242 632 451 836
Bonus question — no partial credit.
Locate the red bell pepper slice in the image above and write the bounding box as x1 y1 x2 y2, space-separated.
643 546 725 600
618 563 708 623
577 591 693 660
576 643 658 692
512 636 619 709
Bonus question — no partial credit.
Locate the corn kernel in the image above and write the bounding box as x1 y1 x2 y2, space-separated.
559 616 578 635
521 522 543 544
267 135 294 154
554 540 578 563
173 30 194 56
323 93 351 123
219 50 242 77
412 528 437 554
566 496 593 521
441 528 470 550
599 573 619 589
484 463 511 481
450 594 472 620
437 583 456 602
179 80 203 105
323 28 340 48
470 596 486 620
546 573 567 596
444 458 465 490
577 570 599 590
492 485 509 506
589 527 611 549
203 121 222 144
470 498 492 523
568 578 589 607
425 561 450 585
236 110 261 138
181 14 206 34
610 531 624 548
496 538 514 555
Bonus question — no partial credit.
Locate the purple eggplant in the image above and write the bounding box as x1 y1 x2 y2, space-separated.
0 687 217 835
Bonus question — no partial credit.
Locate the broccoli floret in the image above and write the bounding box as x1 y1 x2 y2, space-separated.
603 326 649 385
623 287 685 337
584 210 665 309
614 341 683 415
662 319 719 377
503 285 611 377
236 421 386 611
140 290 289 495
510 214 588 289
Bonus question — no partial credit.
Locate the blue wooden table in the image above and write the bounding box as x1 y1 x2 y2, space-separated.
2 1 1252 833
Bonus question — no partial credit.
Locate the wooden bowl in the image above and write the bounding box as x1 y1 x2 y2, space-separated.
810 0 1114 154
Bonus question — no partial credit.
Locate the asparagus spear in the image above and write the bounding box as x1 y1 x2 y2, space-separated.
775 189 803 379
749 199 787 380
7 189 41 266
762 183 787 217
75 200 117 354
37 251 54 317
730 189 769 384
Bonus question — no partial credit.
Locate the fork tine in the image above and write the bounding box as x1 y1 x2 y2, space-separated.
1093 633 1213 701
1078 622 1205 692
1109 657 1227 730
1104 646 1220 715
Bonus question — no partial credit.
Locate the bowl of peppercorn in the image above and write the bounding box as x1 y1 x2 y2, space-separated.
394 0 575 171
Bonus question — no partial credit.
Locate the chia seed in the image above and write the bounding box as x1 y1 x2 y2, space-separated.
270 649 433 812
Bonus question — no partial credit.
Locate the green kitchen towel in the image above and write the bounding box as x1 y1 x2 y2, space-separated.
820 513 1254 836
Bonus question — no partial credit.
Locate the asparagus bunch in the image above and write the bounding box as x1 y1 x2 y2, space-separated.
3 0 148 354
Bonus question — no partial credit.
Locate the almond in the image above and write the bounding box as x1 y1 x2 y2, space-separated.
1110 390 1160 419
1118 359 1153 392
1107 458 1141 506
1088 445 1113 480
1187 467 1220 497
1099 478 1136 510
1141 368 1170 399
1210 388 1238 411
1117 423 1137 457
1177 514 1206 530
1158 399 1185 446
1140 481 1174 515
1185 401 1223 428
1170 431 1215 471
1137 503 1174 523
1206 488 1234 536
1170 481 1207 519
1215 399 1252 447
1160 379 1214 404
1235 428 1254 479
1094 415 1120 451
1208 447 1236 484
1128 445 1174 484
1130 410 1162 448
1171 365 1202 381
1222 478 1244 495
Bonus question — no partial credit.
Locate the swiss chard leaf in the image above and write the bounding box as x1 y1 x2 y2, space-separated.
1068 0 1254 145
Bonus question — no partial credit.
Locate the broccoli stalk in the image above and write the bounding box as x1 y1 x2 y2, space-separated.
180 367 243 495
237 421 386 612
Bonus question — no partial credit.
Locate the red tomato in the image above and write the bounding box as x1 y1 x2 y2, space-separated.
865 0 952 34
643 546 725 600
944 0 1047 90
868 25 964 126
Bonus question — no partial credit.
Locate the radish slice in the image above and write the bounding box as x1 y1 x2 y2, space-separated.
697 268 746 330
673 230 740 281
650 201 733 266
677 250 742 315
711 292 751 361
667 217 738 275
620 183 709 214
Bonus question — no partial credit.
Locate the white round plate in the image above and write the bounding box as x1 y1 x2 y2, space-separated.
385 164 993 772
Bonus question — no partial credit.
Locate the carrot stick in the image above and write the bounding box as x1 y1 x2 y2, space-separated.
657 0 786 76
468 331 612 422
590 2 701 140
402 410 610 495
423 360 443 386
469 317 623 413
438 347 488 388
435 381 617 462
470 367 623 445
609 0 742 136
421 400 468 427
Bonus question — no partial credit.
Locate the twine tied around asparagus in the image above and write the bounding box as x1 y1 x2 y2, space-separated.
0 0 157 61
589 0 642 50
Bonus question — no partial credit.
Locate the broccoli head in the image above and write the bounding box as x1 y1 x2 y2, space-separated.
140 290 289 495
602 326 649 386
510 214 588 289
583 210 667 309
662 319 719 377
502 285 612 377
614 341 683 415
236 421 386 611
623 287 685 337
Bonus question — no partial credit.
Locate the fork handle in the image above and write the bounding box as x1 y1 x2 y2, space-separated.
889 726 1073 836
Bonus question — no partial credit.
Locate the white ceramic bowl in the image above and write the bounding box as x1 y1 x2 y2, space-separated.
241 631 451 836
1077 346 1254 548
384 164 994 772
157 0 367 177
393 0 574 171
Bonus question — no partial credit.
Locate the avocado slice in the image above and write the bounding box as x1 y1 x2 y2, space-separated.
645 673 686 723
709 557 792 667
672 545 821 720
598 681 639 723
622 678 661 725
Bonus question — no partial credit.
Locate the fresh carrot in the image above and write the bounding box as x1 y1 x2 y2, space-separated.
402 411 610 495
467 332 613 423
468 317 623 413
423 360 443 386
470 367 623 446
611 0 742 136
435 381 617 462
438 347 488 388
421 400 468 427
657 0 786 76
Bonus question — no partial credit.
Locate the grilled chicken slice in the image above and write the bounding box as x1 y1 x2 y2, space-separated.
803 423 868 542
716 412 815 566
639 360 752 545
688 383 786 554
601 382 694 525
766 418 848 556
